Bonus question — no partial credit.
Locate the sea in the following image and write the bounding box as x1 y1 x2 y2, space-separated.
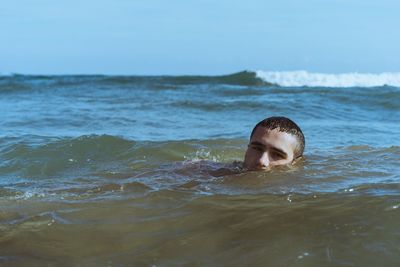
0 71 399 266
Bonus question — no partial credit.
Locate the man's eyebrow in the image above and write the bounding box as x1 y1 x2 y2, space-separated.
250 141 288 158
250 141 267 148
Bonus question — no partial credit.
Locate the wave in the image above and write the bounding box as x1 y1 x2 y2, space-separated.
1 135 399 200
256 70 400 87
0 135 246 179
161 71 268 86
3 70 400 88
0 71 269 88
98 71 268 86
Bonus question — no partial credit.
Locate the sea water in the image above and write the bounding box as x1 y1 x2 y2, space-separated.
0 71 399 266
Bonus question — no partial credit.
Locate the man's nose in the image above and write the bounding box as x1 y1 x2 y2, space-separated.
258 152 269 168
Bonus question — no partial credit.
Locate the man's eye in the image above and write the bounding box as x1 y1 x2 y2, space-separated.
271 152 284 160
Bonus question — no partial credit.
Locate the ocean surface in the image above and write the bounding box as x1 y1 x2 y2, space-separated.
0 71 399 266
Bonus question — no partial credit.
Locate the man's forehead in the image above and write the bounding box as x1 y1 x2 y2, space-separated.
251 127 297 146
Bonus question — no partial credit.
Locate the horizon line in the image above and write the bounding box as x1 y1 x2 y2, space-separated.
2 69 400 77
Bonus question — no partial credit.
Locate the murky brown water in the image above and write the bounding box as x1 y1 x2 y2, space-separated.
1 188 399 266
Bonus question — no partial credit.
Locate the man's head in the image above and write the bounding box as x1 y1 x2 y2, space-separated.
244 116 305 170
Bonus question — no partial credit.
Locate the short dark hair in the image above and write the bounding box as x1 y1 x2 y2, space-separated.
250 116 305 158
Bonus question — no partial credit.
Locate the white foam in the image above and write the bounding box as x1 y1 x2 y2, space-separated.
256 70 400 87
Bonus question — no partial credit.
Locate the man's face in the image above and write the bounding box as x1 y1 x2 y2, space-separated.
244 126 299 170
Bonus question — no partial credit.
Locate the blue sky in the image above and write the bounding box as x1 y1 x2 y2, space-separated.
1 0 400 75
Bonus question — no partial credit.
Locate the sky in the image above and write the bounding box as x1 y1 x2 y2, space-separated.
1 0 400 75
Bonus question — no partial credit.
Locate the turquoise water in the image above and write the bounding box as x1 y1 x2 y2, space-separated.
0 72 399 266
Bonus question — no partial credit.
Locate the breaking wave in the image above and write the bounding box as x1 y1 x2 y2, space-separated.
256 70 400 87
3 70 400 88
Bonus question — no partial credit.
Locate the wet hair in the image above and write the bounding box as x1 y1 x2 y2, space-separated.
250 116 305 158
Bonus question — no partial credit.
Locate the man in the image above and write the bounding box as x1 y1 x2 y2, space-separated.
243 116 305 170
